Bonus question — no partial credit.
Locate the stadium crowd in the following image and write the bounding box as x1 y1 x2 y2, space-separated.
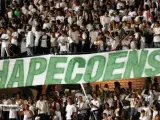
0 0 160 58
0 78 160 120
0 0 160 120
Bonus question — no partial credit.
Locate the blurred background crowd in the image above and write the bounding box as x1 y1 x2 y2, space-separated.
0 77 160 120
0 0 160 58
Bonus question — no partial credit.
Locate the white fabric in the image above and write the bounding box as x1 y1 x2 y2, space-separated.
90 99 100 111
153 27 160 42
35 31 43 46
65 104 77 119
26 31 34 47
11 32 18 46
1 34 10 48
24 111 32 120
36 100 48 114
9 105 19 119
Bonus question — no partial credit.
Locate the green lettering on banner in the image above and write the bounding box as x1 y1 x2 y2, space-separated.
26 57 47 86
65 57 85 84
7 60 24 88
84 55 106 83
0 60 9 88
124 50 148 78
103 51 128 80
145 50 160 76
45 57 67 84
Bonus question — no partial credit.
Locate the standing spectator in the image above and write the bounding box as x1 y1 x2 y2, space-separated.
139 110 148 120
65 96 77 120
36 95 48 120
38 29 51 55
2 94 12 120
152 21 160 48
77 96 88 120
26 26 34 56
9 27 19 56
0 27 10 58
90 93 100 120
34 26 43 55
50 32 58 55
18 104 33 120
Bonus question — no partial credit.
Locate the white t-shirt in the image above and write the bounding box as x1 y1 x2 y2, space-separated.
153 27 160 42
152 110 158 120
35 31 42 46
36 100 48 114
77 102 87 114
100 16 111 27
139 116 149 120
142 107 152 119
29 105 35 115
65 104 77 119
11 32 18 46
122 15 132 22
9 105 19 119
1 34 10 48
90 99 100 111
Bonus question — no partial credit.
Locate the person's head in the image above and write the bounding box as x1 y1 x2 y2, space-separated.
141 110 145 117
24 104 29 110
16 93 21 99
78 96 83 102
93 93 98 100
144 4 150 11
43 95 47 100
39 95 43 101
128 82 132 88
104 84 108 88
1 27 6 33
142 102 148 107
104 11 109 16
28 97 33 105
102 113 107 119
152 2 157 8
67 96 73 104
104 103 109 110
115 116 120 120
155 21 160 27
155 115 160 120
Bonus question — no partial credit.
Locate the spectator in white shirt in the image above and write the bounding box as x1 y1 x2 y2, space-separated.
125 91 141 119
77 96 88 120
141 89 154 105
2 94 12 120
139 109 149 120
141 102 152 120
36 95 48 120
34 27 43 55
90 93 100 120
0 27 10 58
26 26 34 56
9 99 18 120
65 96 77 120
